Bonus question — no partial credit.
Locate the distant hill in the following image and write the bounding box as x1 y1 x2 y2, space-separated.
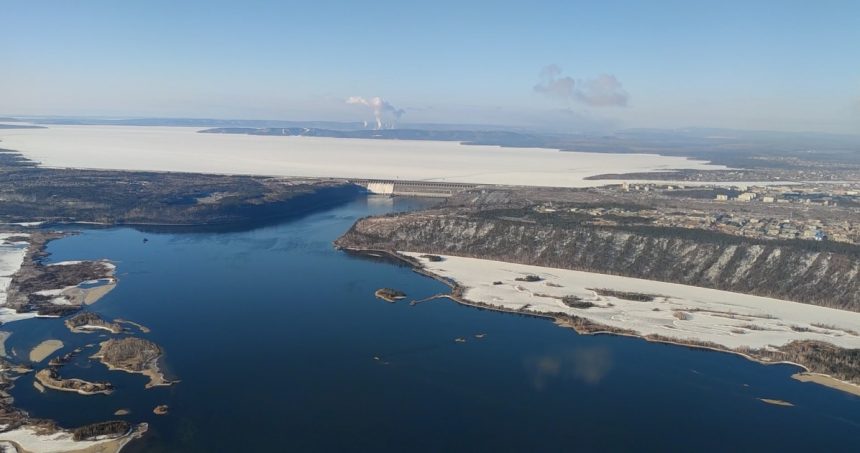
0 123 45 129
199 127 541 146
23 117 369 130
199 126 860 168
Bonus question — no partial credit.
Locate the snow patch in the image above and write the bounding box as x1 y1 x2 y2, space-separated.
404 252 860 350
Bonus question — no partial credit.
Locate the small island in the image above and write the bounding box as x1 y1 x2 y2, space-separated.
91 337 173 388
759 398 794 407
35 368 113 395
65 312 123 334
153 405 169 415
48 350 79 367
374 288 406 303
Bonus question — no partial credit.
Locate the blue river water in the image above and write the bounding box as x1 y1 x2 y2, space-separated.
4 196 859 451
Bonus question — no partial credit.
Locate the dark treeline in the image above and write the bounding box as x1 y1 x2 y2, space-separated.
0 151 360 226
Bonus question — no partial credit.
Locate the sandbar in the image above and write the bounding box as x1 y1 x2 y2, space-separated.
792 373 860 397
0 331 10 357
114 319 150 333
30 339 64 363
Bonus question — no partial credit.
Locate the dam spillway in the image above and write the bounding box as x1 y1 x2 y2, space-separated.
352 179 479 198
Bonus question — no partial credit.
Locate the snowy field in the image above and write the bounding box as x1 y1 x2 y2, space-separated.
404 253 860 350
0 125 727 187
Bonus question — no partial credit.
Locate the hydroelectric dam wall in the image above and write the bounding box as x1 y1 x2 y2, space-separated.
351 179 479 198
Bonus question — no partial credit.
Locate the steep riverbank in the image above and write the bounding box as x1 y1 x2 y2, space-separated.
336 208 860 312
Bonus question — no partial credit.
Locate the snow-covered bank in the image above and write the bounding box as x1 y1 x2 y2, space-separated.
0 234 28 303
402 253 860 351
0 125 727 187
0 233 117 324
0 423 145 453
0 234 36 324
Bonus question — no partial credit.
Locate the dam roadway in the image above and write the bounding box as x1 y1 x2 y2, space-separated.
350 179 480 197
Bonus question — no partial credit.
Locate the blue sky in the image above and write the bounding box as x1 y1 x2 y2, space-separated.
3 0 859 133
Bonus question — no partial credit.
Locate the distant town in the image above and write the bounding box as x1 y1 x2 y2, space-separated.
534 181 860 245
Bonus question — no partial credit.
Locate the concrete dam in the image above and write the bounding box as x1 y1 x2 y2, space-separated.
352 179 479 198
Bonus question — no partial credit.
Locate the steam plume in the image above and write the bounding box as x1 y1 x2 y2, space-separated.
346 96 405 129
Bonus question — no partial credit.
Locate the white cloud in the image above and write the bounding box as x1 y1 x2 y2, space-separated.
534 65 629 107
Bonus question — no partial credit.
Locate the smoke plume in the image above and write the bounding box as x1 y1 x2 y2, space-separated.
346 96 405 129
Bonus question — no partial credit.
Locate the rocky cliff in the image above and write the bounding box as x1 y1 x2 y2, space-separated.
337 210 860 312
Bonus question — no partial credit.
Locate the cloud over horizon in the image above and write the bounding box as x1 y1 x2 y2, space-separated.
534 65 629 107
